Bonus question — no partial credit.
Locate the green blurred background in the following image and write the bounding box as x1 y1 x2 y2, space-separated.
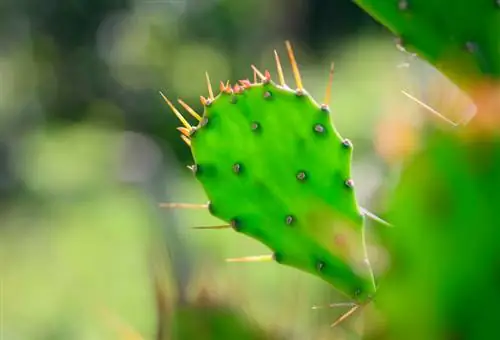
0 1 473 339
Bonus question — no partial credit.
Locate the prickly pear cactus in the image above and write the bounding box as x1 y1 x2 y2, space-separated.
354 0 500 93
365 126 500 340
161 42 378 305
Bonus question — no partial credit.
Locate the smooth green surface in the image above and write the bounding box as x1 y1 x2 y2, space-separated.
354 0 500 91
189 82 374 302
374 130 500 339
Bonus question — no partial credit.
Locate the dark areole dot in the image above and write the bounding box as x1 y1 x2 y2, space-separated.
230 95 238 104
189 126 198 137
232 163 242 174
320 104 330 112
207 201 214 214
200 117 209 128
314 124 325 134
465 41 478 53
272 252 283 263
394 36 406 52
189 164 199 174
296 171 307 181
295 89 304 97
251 121 260 131
398 0 408 10
230 218 241 231
316 261 325 272
342 139 352 148
263 91 272 99
285 215 295 225
345 179 355 188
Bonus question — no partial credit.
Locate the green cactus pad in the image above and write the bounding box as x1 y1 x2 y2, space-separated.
370 128 500 339
354 0 500 92
191 82 373 302
163 46 377 303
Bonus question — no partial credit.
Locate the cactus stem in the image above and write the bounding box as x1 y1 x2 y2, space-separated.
176 127 191 137
285 40 304 91
158 202 209 209
180 135 191 147
273 50 286 86
177 98 202 121
323 61 335 107
330 304 362 328
401 90 459 126
159 91 192 129
192 225 232 230
205 72 214 99
250 65 267 82
225 255 274 263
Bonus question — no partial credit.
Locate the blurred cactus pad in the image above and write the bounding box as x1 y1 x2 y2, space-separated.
354 0 500 94
366 126 500 339
161 42 383 309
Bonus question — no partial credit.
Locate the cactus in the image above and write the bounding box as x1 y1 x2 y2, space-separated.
161 42 388 311
363 125 500 339
353 0 500 94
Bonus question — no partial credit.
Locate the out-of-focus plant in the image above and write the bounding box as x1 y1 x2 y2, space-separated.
353 1 500 339
354 0 500 97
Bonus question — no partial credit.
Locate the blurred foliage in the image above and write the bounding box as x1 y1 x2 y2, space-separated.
1 0 491 339
368 122 500 340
